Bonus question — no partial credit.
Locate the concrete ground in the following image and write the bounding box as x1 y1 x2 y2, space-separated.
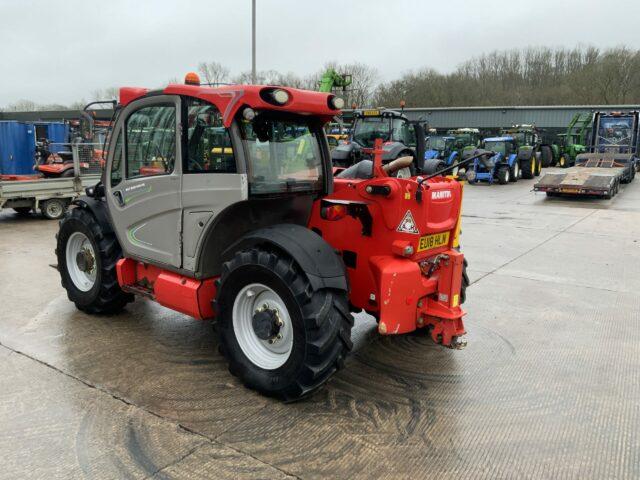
1 168 639 479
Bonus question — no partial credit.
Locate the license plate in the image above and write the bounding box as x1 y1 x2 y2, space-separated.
418 232 450 252
362 109 380 116
561 187 580 193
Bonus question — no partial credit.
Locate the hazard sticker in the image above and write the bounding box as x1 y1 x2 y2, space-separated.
397 210 419 234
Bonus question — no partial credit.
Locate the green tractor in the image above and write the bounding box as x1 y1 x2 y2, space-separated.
556 113 592 168
500 124 553 175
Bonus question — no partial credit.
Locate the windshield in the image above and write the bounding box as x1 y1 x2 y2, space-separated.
352 116 390 147
484 141 507 155
427 136 452 150
597 116 634 149
239 113 324 195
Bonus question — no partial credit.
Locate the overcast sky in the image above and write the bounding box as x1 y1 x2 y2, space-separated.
1 0 639 106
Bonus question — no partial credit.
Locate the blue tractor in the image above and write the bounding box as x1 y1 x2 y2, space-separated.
466 136 520 185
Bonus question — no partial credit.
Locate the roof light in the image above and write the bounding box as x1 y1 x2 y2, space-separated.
184 72 201 86
272 89 289 105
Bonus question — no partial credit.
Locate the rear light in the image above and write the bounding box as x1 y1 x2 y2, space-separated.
321 204 347 221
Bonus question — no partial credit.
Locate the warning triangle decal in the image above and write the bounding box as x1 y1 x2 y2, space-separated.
397 210 420 234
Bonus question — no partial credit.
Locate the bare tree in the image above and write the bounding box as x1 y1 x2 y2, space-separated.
198 61 230 85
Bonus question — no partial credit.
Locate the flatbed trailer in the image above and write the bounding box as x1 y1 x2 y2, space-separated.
533 156 633 199
0 174 100 219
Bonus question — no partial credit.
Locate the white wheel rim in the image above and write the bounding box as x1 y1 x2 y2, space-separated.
232 283 294 370
514 163 519 178
65 232 97 292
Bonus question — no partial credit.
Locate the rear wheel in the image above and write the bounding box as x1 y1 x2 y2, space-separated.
540 146 553 167
41 198 67 220
460 258 469 305
216 248 353 401
56 207 133 313
61 168 75 178
12 207 31 215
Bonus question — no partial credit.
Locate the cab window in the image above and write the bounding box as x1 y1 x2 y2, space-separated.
125 104 176 178
185 98 236 173
110 130 123 187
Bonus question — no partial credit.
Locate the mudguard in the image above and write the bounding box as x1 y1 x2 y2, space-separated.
222 224 348 292
331 143 355 162
447 151 458 165
71 196 114 234
507 153 518 167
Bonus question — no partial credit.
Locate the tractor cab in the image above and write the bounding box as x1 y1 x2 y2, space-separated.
425 135 456 160
331 108 425 170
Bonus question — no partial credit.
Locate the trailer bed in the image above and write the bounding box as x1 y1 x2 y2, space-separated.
0 175 100 216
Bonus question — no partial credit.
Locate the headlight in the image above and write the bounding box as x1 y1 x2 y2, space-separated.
330 97 345 110
242 107 256 121
272 89 289 105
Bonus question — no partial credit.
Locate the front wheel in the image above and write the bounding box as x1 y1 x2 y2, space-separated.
535 156 542 176
497 166 510 184
559 155 567 168
216 248 353 401
56 207 134 313
509 161 519 182
521 158 535 179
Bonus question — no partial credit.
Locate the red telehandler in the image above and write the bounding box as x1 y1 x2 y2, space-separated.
56 74 487 400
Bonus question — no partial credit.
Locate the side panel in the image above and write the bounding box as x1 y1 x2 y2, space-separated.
181 173 248 271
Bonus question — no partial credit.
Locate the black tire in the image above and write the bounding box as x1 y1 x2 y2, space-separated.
422 159 446 176
497 166 510 184
215 247 353 401
13 207 32 215
509 162 519 182
460 258 469 305
521 157 535 179
41 198 68 220
534 156 542 177
56 207 134 314
61 168 75 177
558 155 568 168
540 146 553 168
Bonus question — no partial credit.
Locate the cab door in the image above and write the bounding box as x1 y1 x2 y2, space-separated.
105 95 183 268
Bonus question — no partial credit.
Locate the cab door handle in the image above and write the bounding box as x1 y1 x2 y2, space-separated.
113 190 124 206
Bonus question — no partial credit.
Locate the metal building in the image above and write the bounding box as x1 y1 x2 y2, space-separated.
396 105 640 131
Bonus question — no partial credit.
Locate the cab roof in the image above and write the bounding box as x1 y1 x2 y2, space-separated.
484 136 514 142
119 84 340 127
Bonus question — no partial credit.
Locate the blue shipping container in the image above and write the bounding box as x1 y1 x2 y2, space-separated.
35 122 70 154
0 121 36 175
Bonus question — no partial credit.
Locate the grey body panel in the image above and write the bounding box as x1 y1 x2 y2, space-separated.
105 95 183 268
181 173 248 272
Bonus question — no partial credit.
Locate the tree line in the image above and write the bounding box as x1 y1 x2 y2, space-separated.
3 46 640 112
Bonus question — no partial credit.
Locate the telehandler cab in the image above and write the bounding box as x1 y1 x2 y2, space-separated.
56 75 475 400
